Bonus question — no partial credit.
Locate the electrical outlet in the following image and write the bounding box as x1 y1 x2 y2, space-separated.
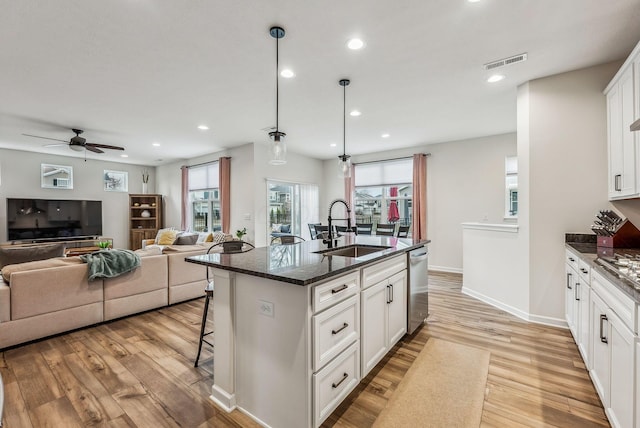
258 300 274 318
244 213 251 220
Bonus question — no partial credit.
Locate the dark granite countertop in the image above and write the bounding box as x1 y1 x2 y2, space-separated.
186 235 430 286
566 241 640 304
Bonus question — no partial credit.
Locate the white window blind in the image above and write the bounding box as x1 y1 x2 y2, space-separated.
188 162 219 190
354 158 413 187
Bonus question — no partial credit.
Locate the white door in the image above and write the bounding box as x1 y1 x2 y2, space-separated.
387 270 407 346
565 266 576 335
608 310 635 428
577 282 591 368
590 292 610 407
361 281 388 377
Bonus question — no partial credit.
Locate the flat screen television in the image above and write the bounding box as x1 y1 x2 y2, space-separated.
7 198 103 242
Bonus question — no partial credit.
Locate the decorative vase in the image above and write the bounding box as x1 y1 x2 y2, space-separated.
142 183 148 194
141 210 151 218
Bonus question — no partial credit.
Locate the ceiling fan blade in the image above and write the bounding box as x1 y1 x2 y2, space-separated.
86 143 125 151
85 146 104 154
43 143 69 148
22 133 69 143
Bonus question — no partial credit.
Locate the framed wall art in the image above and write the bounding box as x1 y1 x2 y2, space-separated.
104 170 128 192
41 164 73 189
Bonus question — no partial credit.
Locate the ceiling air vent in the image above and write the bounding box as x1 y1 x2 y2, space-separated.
484 53 528 70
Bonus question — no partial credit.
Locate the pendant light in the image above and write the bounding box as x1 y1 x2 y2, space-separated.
268 26 287 165
337 79 352 178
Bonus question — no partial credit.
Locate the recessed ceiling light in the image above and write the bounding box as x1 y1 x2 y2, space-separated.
347 38 364 50
330 143 337 147
487 74 505 83
120 154 128 158
350 110 361 117
152 142 161 147
468 0 481 3
198 125 209 130
280 69 295 78
381 133 390 138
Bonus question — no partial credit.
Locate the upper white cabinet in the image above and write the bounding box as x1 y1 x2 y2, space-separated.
606 40 640 200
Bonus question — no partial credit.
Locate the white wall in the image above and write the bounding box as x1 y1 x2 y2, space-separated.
519 61 619 323
0 148 154 248
322 133 517 272
155 142 324 248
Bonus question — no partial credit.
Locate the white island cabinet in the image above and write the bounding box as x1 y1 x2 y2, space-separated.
361 254 407 377
201 246 415 428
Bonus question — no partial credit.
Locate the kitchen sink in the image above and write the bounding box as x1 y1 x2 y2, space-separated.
315 245 391 258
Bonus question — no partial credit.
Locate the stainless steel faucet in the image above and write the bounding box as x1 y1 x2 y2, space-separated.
325 198 353 248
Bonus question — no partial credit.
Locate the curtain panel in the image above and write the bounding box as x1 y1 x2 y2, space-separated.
219 157 231 233
180 166 188 231
412 154 427 239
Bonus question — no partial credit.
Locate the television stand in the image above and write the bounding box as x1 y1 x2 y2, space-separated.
0 237 113 254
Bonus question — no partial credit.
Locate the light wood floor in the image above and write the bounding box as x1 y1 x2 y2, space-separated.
0 272 609 427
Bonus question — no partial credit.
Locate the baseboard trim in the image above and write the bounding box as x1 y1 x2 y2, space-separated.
429 265 463 274
461 287 567 329
237 406 274 428
210 385 236 412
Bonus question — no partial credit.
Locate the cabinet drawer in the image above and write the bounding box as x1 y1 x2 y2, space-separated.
313 341 360 426
578 259 591 285
313 294 359 371
313 271 359 314
362 254 407 290
566 249 580 272
592 269 637 333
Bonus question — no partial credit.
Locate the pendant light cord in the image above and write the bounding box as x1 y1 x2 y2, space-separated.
275 34 279 131
342 82 346 156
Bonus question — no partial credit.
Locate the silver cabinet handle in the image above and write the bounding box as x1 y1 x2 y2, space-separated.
575 282 580 301
390 283 394 303
331 322 349 335
599 314 608 344
580 268 588 274
615 174 622 191
332 372 348 389
568 257 575 262
331 284 348 294
566 273 573 289
386 284 391 304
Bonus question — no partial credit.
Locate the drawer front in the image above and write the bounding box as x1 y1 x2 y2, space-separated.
362 254 407 290
578 258 591 285
313 341 360 426
313 294 360 371
592 269 637 333
313 271 360 314
566 249 579 271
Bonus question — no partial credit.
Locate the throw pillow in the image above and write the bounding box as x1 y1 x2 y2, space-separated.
204 233 214 242
212 231 229 244
0 243 67 270
196 231 210 244
156 229 179 245
271 223 282 233
173 233 199 245
280 224 291 233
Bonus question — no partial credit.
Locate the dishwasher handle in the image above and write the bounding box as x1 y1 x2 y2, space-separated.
410 253 428 263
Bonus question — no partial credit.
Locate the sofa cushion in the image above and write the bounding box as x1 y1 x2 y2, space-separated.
271 223 282 232
2 256 83 283
173 233 199 245
134 246 163 257
280 224 291 233
0 243 66 270
156 228 179 245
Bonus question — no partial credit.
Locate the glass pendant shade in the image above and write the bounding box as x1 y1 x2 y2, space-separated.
269 131 287 165
338 154 352 178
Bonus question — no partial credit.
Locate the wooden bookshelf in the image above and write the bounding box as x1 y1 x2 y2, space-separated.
129 194 163 250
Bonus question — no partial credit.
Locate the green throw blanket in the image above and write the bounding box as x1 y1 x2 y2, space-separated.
80 249 141 281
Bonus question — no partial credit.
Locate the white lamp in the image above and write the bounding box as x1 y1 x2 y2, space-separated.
337 79 352 178
268 26 287 165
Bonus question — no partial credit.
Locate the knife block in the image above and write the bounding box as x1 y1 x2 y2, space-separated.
597 219 640 248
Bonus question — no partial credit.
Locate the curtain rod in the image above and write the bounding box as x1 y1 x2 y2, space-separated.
354 153 430 166
182 157 231 169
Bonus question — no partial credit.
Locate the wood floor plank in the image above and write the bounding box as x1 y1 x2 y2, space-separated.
1 271 609 428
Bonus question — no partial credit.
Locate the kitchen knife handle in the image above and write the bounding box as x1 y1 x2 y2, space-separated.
599 314 608 344
614 174 622 191
566 273 572 289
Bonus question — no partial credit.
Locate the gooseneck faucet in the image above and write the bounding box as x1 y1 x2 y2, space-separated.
325 198 353 248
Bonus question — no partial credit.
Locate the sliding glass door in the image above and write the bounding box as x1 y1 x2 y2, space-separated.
267 180 319 241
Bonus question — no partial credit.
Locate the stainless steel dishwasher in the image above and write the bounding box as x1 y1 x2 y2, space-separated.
407 246 429 334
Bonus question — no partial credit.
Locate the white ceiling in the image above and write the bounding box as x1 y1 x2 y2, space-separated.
1 0 640 165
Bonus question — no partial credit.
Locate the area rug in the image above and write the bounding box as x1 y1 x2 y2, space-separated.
372 338 490 428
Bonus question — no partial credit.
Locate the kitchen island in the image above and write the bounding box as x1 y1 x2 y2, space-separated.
186 235 429 428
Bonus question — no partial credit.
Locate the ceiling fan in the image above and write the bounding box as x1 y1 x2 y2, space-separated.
22 128 125 153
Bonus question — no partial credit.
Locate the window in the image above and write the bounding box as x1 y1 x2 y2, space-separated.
189 162 221 232
354 158 413 235
267 180 319 240
505 156 518 218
